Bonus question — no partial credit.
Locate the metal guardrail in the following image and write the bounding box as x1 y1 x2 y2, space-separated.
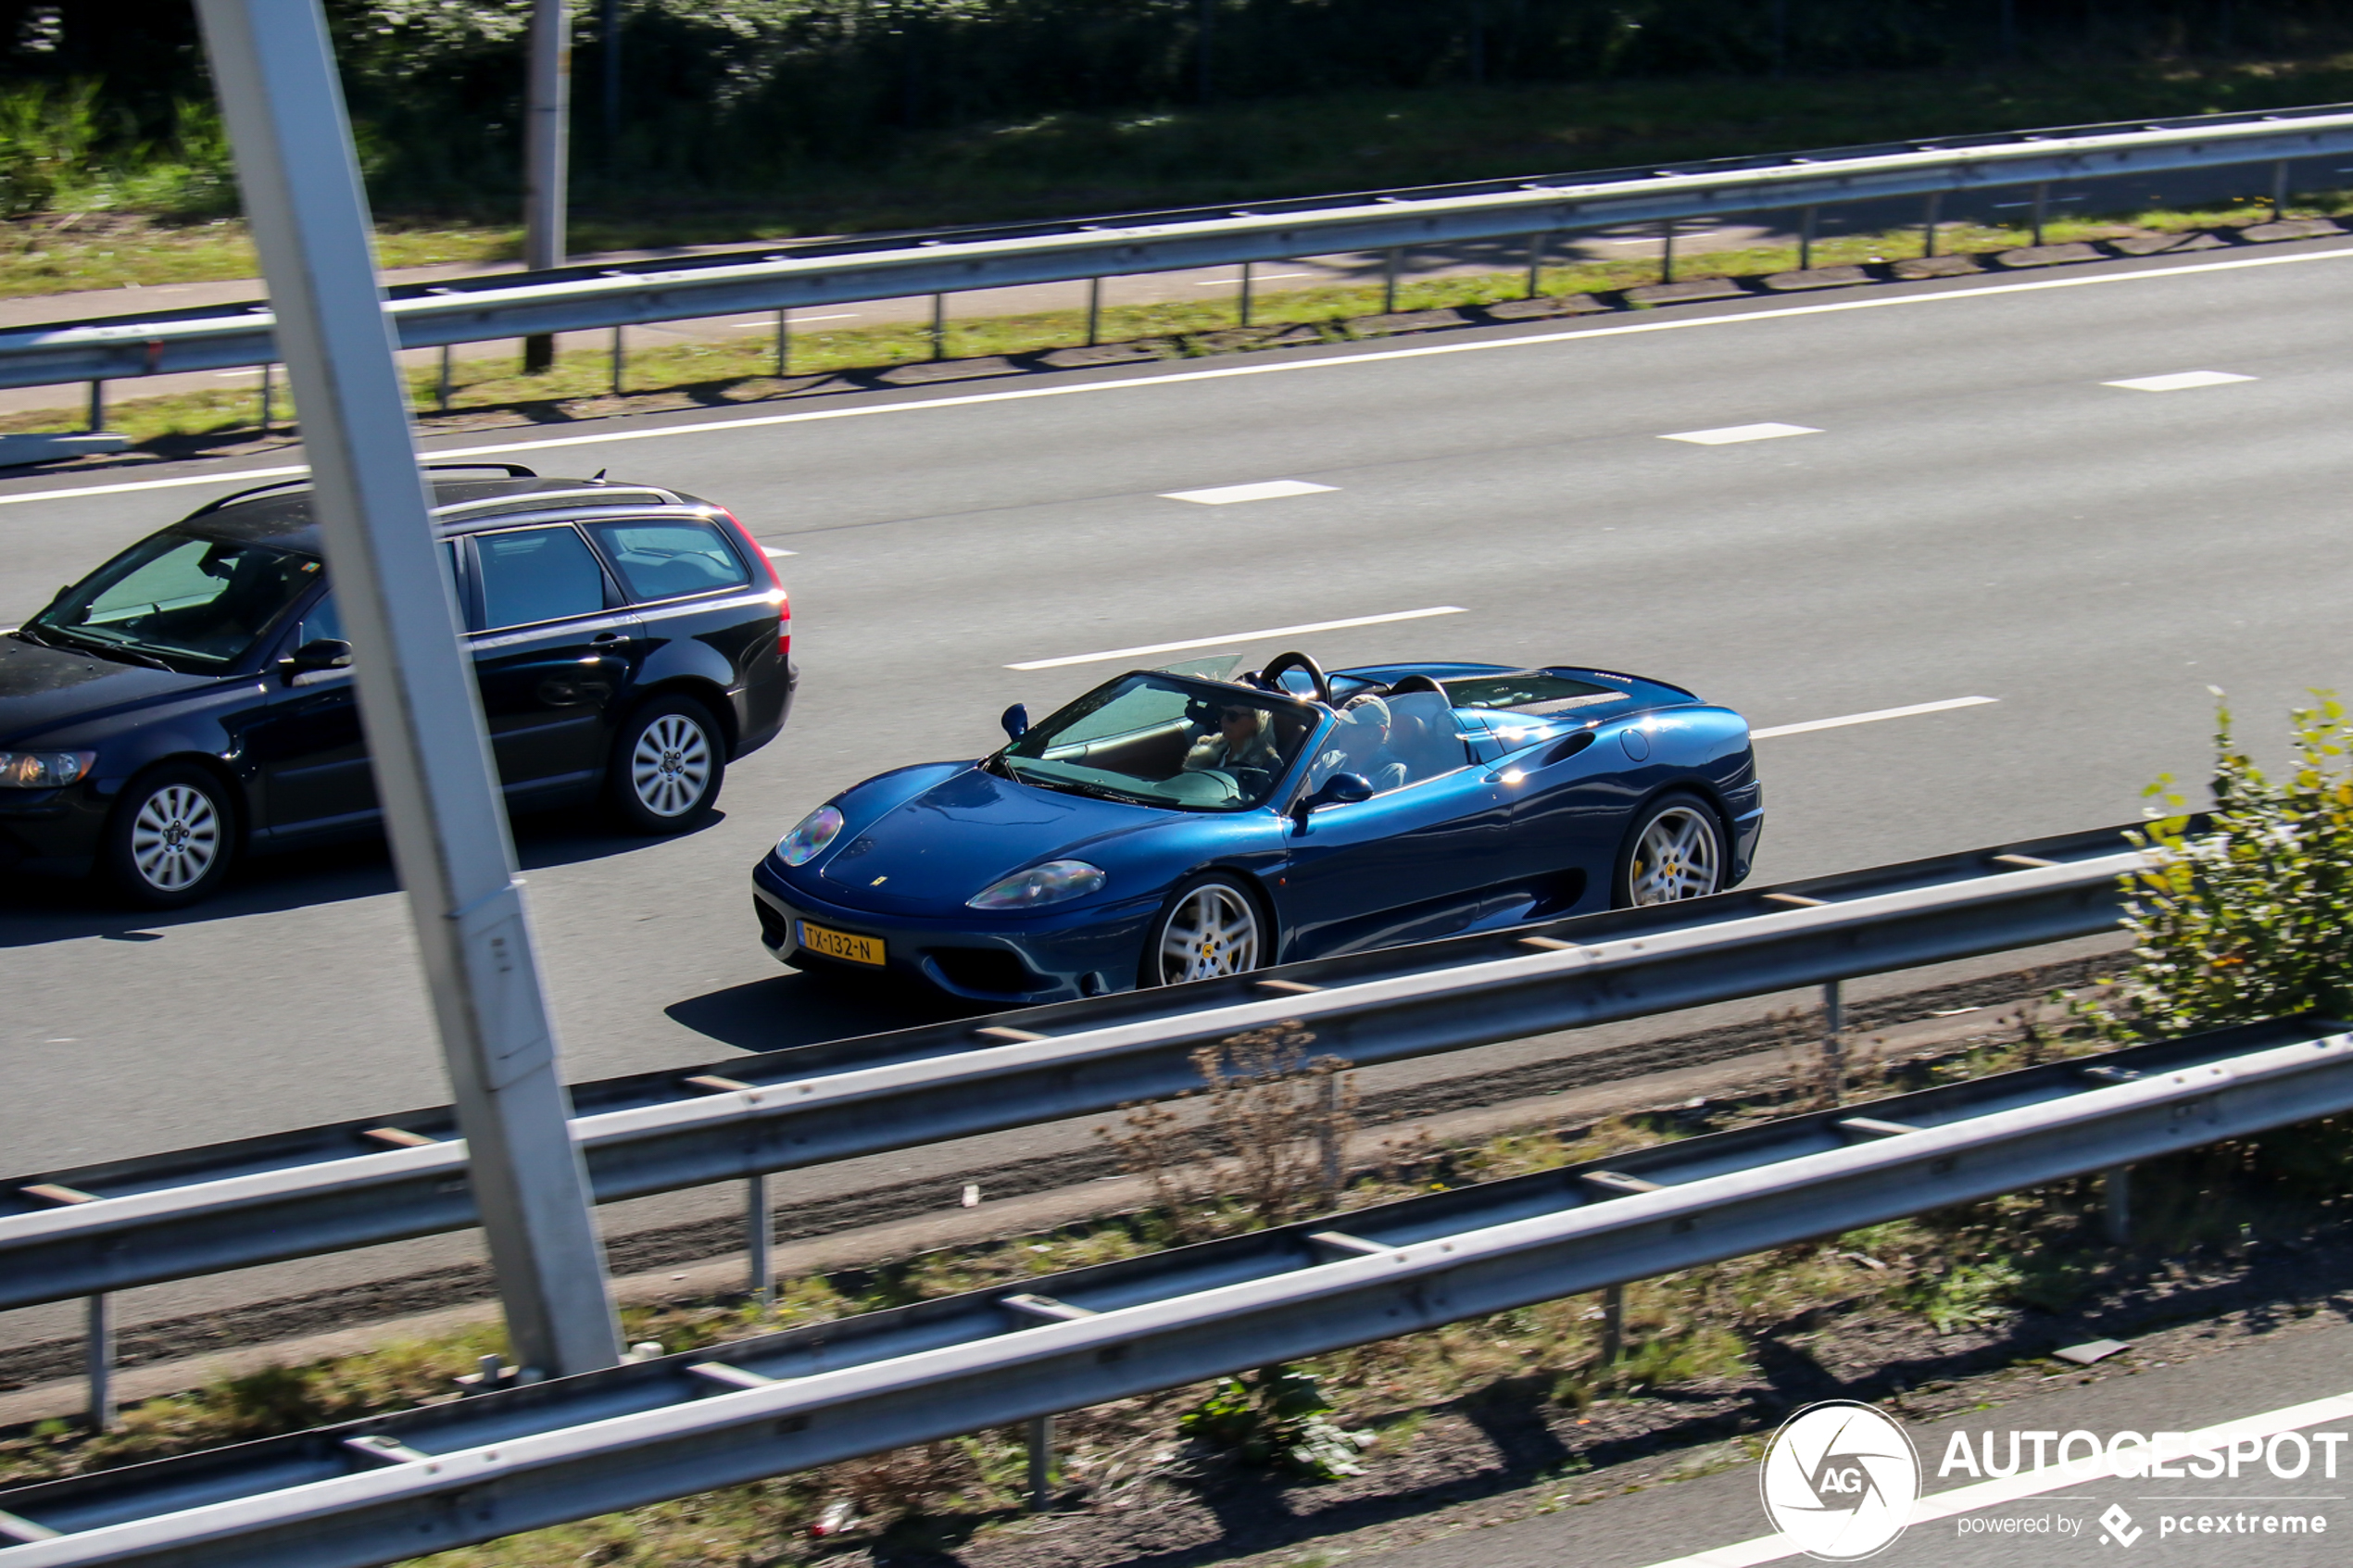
0 822 2146 1313
7 103 2353 394
1 1013 2339 1565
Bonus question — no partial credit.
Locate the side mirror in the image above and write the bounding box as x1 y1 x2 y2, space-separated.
1000 703 1028 743
281 638 352 680
1292 771 1372 825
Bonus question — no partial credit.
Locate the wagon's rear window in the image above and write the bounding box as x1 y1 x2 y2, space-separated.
1441 673 1621 713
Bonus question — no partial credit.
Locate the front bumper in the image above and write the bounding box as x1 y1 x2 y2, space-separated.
751 856 1157 1005
0 782 108 877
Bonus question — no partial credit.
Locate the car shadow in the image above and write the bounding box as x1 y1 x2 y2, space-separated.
663 971 982 1056
0 804 724 949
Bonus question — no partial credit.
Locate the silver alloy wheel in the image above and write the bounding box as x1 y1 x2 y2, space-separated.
129 782 221 893
1626 804 1723 905
1158 882 1262 984
630 711 714 819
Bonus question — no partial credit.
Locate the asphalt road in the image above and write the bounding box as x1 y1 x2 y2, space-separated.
4 234 2350 1343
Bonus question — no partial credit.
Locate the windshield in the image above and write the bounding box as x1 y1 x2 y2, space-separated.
1001 672 1318 811
31 530 319 671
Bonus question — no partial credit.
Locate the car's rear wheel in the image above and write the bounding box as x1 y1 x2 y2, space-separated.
105 763 237 909
609 695 724 834
1613 792 1726 908
1144 872 1265 986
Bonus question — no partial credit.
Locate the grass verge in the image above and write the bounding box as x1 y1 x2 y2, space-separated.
7 1005 2350 1567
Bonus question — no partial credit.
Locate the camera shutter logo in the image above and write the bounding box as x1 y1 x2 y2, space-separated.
1759 1399 1921 1560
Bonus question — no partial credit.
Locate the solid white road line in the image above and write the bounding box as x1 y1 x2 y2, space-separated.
761 546 796 558
2103 370 2257 392
1160 479 1337 505
1007 605 1467 671
1635 1386 2353 1568
9 242 2353 511
1660 422 1821 445
1750 696 1996 739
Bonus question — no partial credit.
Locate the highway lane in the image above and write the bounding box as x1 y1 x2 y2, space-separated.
2 238 2350 1339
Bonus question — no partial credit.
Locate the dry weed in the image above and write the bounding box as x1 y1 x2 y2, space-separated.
1098 1022 1358 1238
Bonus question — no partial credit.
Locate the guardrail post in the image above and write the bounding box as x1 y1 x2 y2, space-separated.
84 379 104 433
85 1293 113 1431
1822 979 1844 1105
1317 1070 1343 1198
2103 1164 2133 1244
930 294 947 360
1239 260 1253 328
1026 1412 1054 1510
1382 246 1401 313
1660 220 1676 282
2030 182 2049 246
1922 192 1942 257
435 345 452 413
1085 277 1101 346
1599 1284 1624 1364
194 0 622 1380
1798 206 1816 270
746 1173 773 1304
774 308 788 376
610 325 624 395
2272 158 2290 219
258 361 274 434
1523 231 1545 298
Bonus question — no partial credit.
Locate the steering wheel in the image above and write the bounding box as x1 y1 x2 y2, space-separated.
1256 649 1333 707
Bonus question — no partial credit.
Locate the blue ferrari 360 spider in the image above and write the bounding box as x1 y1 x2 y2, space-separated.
751 650 1762 1003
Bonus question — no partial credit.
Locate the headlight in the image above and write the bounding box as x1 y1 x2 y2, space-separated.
967 859 1106 910
0 750 94 789
775 804 844 866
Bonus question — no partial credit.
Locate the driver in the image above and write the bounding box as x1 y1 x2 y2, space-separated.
1183 702 1281 777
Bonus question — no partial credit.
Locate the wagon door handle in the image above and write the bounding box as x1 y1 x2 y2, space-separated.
591 632 625 644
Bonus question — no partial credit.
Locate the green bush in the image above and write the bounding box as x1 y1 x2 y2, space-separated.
2083 693 2353 1041
1178 1365 1373 1480
0 83 235 220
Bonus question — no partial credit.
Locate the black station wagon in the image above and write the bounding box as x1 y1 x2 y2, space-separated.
0 465 796 907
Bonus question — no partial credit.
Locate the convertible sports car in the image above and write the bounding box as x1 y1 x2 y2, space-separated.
751 651 1761 1003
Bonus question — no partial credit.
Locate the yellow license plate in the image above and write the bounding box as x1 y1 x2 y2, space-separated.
798 920 885 967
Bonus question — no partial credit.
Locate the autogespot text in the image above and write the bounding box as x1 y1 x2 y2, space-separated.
1937 1425 2349 1481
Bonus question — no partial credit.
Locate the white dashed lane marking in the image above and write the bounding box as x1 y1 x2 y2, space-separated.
2103 370 2255 392
1750 696 1998 739
761 546 796 558
1660 422 1823 445
1007 606 1466 671
1159 479 1338 505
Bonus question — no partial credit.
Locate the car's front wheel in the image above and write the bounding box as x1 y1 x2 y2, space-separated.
1143 872 1266 986
1613 791 1727 908
105 762 237 909
609 695 724 834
